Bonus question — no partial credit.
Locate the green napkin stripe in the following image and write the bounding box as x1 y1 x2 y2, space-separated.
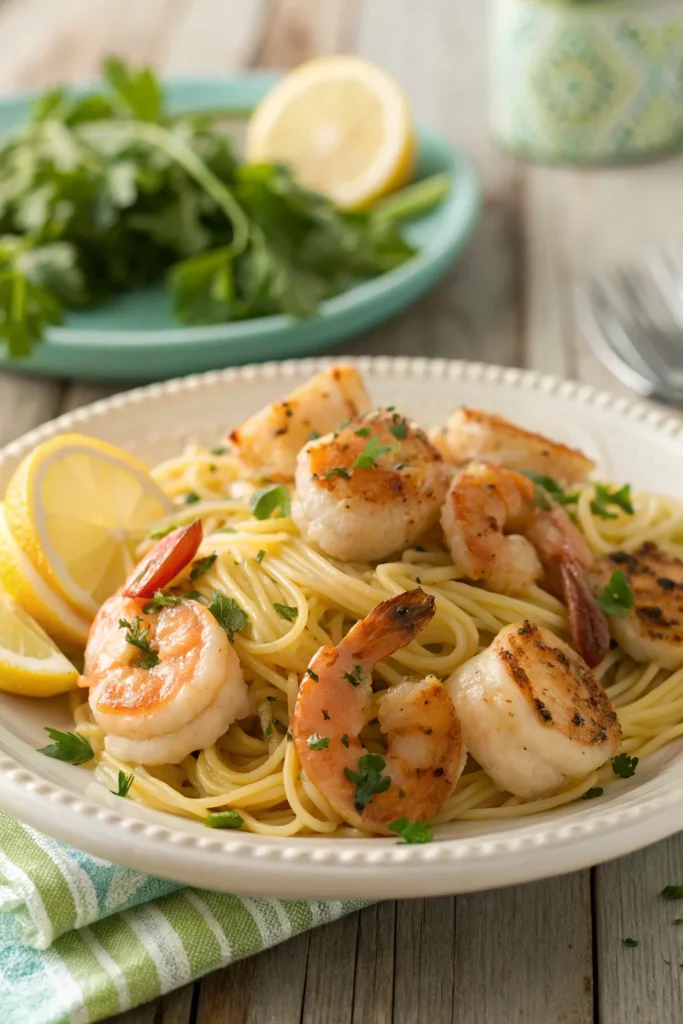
168 894 224 975
0 820 73 945
57 929 120 1022
89 913 162 1010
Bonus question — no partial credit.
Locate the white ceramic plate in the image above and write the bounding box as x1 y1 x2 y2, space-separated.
2 357 683 900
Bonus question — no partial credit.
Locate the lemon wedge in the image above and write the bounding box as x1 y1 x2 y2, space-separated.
0 503 90 652
245 56 415 210
3 434 172 620
0 584 78 696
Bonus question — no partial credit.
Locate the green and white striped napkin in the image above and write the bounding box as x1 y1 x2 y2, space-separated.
0 812 368 1024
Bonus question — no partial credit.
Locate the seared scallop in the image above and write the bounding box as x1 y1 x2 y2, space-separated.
445 621 621 799
593 543 683 671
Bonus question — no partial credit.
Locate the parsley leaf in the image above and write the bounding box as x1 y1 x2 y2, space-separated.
190 553 217 581
590 483 634 520
208 591 248 640
38 728 94 765
307 734 330 750
612 752 639 779
210 446 227 456
352 435 398 470
184 491 201 505
344 753 391 812
273 603 298 622
143 590 182 612
661 886 683 901
204 810 244 830
521 471 579 507
623 937 639 947
387 817 433 844
118 616 160 668
355 426 372 437
306 669 319 682
582 787 604 800
389 416 408 440
598 570 634 617
322 709 330 720
251 484 291 520
343 665 364 687
341 734 350 748
324 467 351 482
111 770 135 798
148 524 175 540
256 549 265 564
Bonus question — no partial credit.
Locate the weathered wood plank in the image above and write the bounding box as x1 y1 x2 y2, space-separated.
256 0 357 68
301 912 359 1024
393 897 456 1024
596 834 683 1024
107 983 195 1024
196 930 310 1024
163 0 268 75
0 376 62 446
351 902 395 1024
455 874 593 1024
352 0 522 367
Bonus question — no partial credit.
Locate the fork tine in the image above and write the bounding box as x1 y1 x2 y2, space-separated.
645 245 683 329
606 267 681 378
578 280 663 397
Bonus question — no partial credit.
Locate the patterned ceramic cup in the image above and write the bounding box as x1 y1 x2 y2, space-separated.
489 0 683 164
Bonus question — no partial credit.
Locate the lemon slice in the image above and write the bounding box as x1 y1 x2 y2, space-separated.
4 434 172 619
0 584 78 696
245 56 415 209
0 503 90 651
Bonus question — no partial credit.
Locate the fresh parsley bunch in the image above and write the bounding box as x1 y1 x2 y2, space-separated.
0 57 436 358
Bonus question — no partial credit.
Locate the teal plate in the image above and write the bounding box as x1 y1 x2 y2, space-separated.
0 74 480 382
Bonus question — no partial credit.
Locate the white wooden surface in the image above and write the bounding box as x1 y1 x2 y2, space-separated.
1 1 683 1021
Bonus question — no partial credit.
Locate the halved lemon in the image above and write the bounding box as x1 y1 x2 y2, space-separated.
245 56 415 209
0 584 78 696
3 434 172 620
0 503 90 652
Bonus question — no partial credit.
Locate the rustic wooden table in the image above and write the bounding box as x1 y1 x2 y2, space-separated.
2 1 683 1021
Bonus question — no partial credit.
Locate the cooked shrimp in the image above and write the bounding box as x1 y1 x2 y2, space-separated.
446 621 621 799
228 364 371 479
80 592 250 766
292 589 465 834
441 463 609 666
293 409 449 562
592 543 683 670
446 408 595 483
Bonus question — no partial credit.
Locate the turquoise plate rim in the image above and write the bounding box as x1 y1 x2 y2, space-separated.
0 73 481 376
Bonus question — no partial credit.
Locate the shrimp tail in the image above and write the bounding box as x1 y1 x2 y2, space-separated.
343 589 436 663
561 560 610 669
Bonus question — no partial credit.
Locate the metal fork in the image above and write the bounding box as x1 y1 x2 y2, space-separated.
578 240 683 405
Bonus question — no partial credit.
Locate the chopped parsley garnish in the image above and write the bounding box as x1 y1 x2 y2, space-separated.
264 724 273 742
149 524 175 540
307 734 330 750
598 570 634 617
190 553 217 581
322 709 330 721
204 810 244 830
208 591 248 640
273 603 298 622
307 431 320 442
217 526 237 533
387 817 433 844
256 549 265 564
118 616 160 668
352 435 398 470
582 787 604 800
286 731 293 742
184 491 201 505
661 885 683 901
612 752 639 779
306 669 319 682
251 484 291 520
143 590 183 613
344 753 391 812
185 590 207 603
674 919 683 926
341 734 350 748
112 770 135 798
591 483 634 520
521 471 579 508
623 938 639 947
389 416 408 440
355 426 372 437
343 665 364 687
38 728 94 765
324 467 351 482
210 446 227 456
